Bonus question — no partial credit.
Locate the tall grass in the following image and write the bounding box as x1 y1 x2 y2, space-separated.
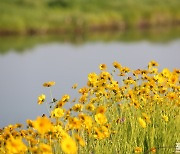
0 61 179 153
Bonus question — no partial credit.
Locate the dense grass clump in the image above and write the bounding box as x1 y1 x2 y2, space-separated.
0 0 180 34
0 61 179 153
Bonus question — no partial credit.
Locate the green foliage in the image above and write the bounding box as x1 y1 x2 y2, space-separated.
0 0 180 34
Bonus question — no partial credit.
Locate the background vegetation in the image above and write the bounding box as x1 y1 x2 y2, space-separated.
0 0 180 35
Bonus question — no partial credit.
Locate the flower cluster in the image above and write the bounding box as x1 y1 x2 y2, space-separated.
0 61 179 153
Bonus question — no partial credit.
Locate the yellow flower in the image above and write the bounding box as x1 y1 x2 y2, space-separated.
61 94 70 102
33 116 52 134
72 104 83 112
167 92 176 100
150 68 158 74
138 117 146 128
88 73 98 86
148 60 158 69
133 100 140 109
53 125 69 138
61 136 77 154
6 136 27 153
51 108 65 118
93 127 104 140
133 69 141 76
121 67 130 73
113 61 121 69
101 125 110 138
78 87 89 94
72 83 78 89
162 115 168 122
68 117 81 130
142 113 151 123
95 113 107 125
29 146 38 153
93 125 110 139
99 64 107 71
162 68 171 78
96 106 106 114
154 74 165 83
74 134 85 147
39 143 52 154
134 147 142 153
79 94 87 104
173 68 180 74
80 114 93 130
85 103 95 111
168 74 178 85
57 100 65 108
37 94 46 105
43 81 55 87
150 147 156 153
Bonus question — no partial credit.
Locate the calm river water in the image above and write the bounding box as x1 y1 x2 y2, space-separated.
0 40 180 127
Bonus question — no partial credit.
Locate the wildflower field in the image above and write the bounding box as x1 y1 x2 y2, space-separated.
0 61 180 154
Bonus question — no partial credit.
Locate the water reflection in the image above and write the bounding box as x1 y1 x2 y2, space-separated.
0 40 180 127
0 27 180 53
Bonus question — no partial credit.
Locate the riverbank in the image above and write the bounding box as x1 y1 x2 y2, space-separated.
0 0 180 35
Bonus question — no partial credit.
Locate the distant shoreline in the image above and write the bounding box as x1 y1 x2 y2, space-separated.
0 26 180 53
1 0 180 36
0 21 180 36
